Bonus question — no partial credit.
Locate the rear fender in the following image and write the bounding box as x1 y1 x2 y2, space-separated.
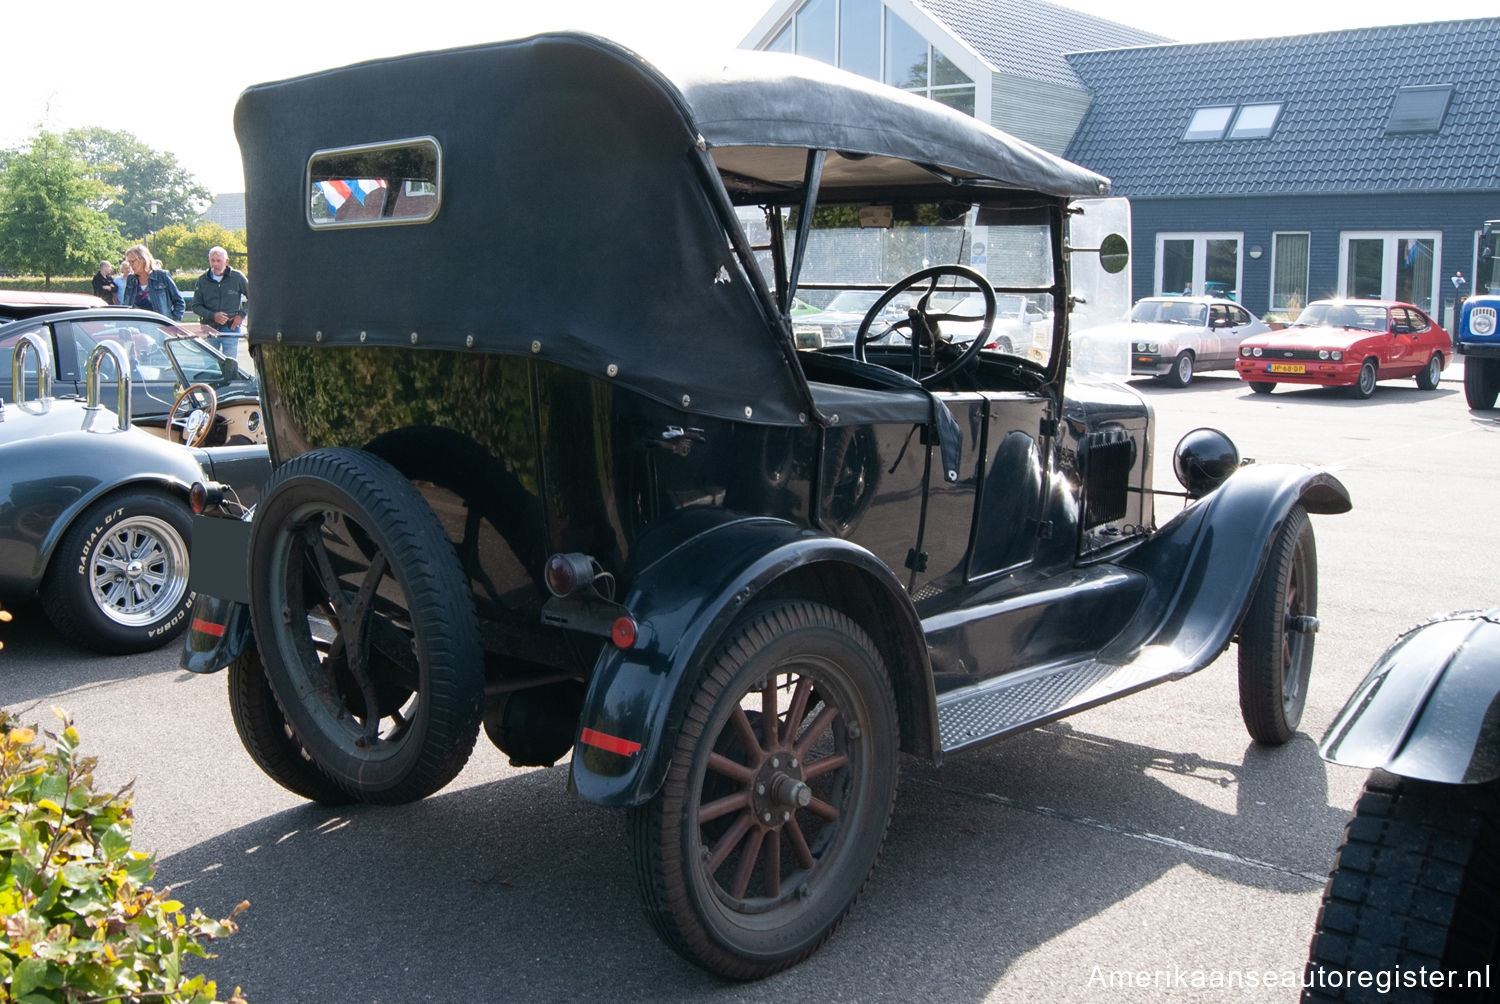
570 516 929 808
1113 464 1350 667
1320 610 1500 784
180 594 254 674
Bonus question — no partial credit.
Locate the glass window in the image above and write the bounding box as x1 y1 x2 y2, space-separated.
308 137 440 228
1345 238 1384 299
1271 232 1309 312
795 0 835 65
1385 85 1453 134
1229 102 1282 139
932 88 976 117
838 0 881 81
932 49 972 87
884 8 928 89
1162 239 1194 295
767 22 794 53
1183 106 1234 141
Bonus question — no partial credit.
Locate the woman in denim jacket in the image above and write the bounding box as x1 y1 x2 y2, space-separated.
120 243 185 320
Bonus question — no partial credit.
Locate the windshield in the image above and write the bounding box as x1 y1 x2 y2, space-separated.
1293 302 1387 331
754 200 1058 365
1130 299 1207 326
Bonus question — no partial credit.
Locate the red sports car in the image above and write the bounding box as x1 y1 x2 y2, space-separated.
1235 299 1451 398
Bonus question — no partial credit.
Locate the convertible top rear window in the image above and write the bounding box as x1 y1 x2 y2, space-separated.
307 137 441 228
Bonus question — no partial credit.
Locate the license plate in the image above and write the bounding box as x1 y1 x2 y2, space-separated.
1269 363 1305 374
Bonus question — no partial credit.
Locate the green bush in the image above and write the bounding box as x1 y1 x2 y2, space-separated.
0 707 247 1004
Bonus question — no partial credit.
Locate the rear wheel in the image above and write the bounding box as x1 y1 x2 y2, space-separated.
1415 353 1442 391
1306 772 1500 1001
1248 381 1275 395
1465 357 1500 410
1348 359 1378 399
42 488 193 653
1160 351 1194 388
227 645 355 804
248 448 483 805
1238 504 1317 745
628 601 899 979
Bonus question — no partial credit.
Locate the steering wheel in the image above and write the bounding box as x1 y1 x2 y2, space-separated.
167 382 218 447
853 265 996 387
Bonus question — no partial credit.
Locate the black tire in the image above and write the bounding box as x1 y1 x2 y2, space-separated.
41 488 194 653
1160 351 1194 388
227 645 356 805
1238 504 1317 745
628 601 899 979
1305 772 1500 1002
248 448 483 805
1415 353 1442 391
1348 359 1378 399
1248 380 1276 395
1465 358 1500 410
990 334 1014 355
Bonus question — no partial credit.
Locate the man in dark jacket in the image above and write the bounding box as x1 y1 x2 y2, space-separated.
91 261 118 304
192 246 249 360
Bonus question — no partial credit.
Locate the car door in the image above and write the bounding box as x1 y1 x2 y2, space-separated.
1201 304 1230 365
1218 304 1257 368
1385 307 1418 374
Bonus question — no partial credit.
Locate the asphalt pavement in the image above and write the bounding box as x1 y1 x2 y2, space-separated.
2 363 1495 1003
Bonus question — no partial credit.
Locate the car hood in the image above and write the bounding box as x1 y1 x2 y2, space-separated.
1243 325 1366 348
1085 320 1184 341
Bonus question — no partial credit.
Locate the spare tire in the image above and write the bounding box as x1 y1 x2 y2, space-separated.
248 448 483 804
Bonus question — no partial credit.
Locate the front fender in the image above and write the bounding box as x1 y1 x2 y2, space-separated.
1320 610 1500 784
570 515 923 808
1113 463 1350 668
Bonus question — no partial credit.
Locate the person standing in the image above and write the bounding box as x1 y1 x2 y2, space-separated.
91 260 118 304
120 244 185 320
191 246 249 359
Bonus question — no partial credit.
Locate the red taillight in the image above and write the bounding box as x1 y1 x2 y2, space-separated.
189 481 226 514
544 552 595 597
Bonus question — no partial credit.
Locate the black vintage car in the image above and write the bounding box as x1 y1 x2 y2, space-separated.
183 34 1350 978
0 334 267 652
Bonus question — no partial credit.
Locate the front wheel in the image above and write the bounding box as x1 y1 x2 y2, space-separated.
1348 359 1378 399
1465 357 1500 410
1248 380 1276 395
628 601 899 979
41 489 194 653
1306 772 1500 1001
1238 504 1317 744
1160 351 1194 388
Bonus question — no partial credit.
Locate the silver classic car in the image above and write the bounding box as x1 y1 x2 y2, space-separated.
1089 295 1271 387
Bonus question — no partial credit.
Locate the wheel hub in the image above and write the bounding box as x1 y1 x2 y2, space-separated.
751 754 808 828
124 558 146 581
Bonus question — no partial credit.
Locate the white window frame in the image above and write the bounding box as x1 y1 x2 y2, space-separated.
1154 232 1244 299
1336 230 1443 312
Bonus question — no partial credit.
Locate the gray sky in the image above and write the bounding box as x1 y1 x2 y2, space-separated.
4 0 1493 196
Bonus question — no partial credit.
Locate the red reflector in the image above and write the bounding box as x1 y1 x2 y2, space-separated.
611 616 638 649
192 618 227 637
580 727 641 757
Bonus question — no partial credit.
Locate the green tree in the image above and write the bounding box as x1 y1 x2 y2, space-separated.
64 127 212 240
0 132 120 287
154 221 249 274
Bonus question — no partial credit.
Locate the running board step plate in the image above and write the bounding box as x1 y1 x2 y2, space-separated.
936 650 1184 754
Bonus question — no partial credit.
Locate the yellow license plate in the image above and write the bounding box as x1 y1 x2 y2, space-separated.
1269 363 1305 374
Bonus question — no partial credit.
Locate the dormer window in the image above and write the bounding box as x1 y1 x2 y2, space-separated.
1183 106 1234 141
1385 84 1453 134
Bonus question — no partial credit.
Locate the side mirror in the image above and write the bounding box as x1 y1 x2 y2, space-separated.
1098 233 1130 274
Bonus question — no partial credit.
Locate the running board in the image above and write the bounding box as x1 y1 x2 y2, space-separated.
936 648 1188 754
